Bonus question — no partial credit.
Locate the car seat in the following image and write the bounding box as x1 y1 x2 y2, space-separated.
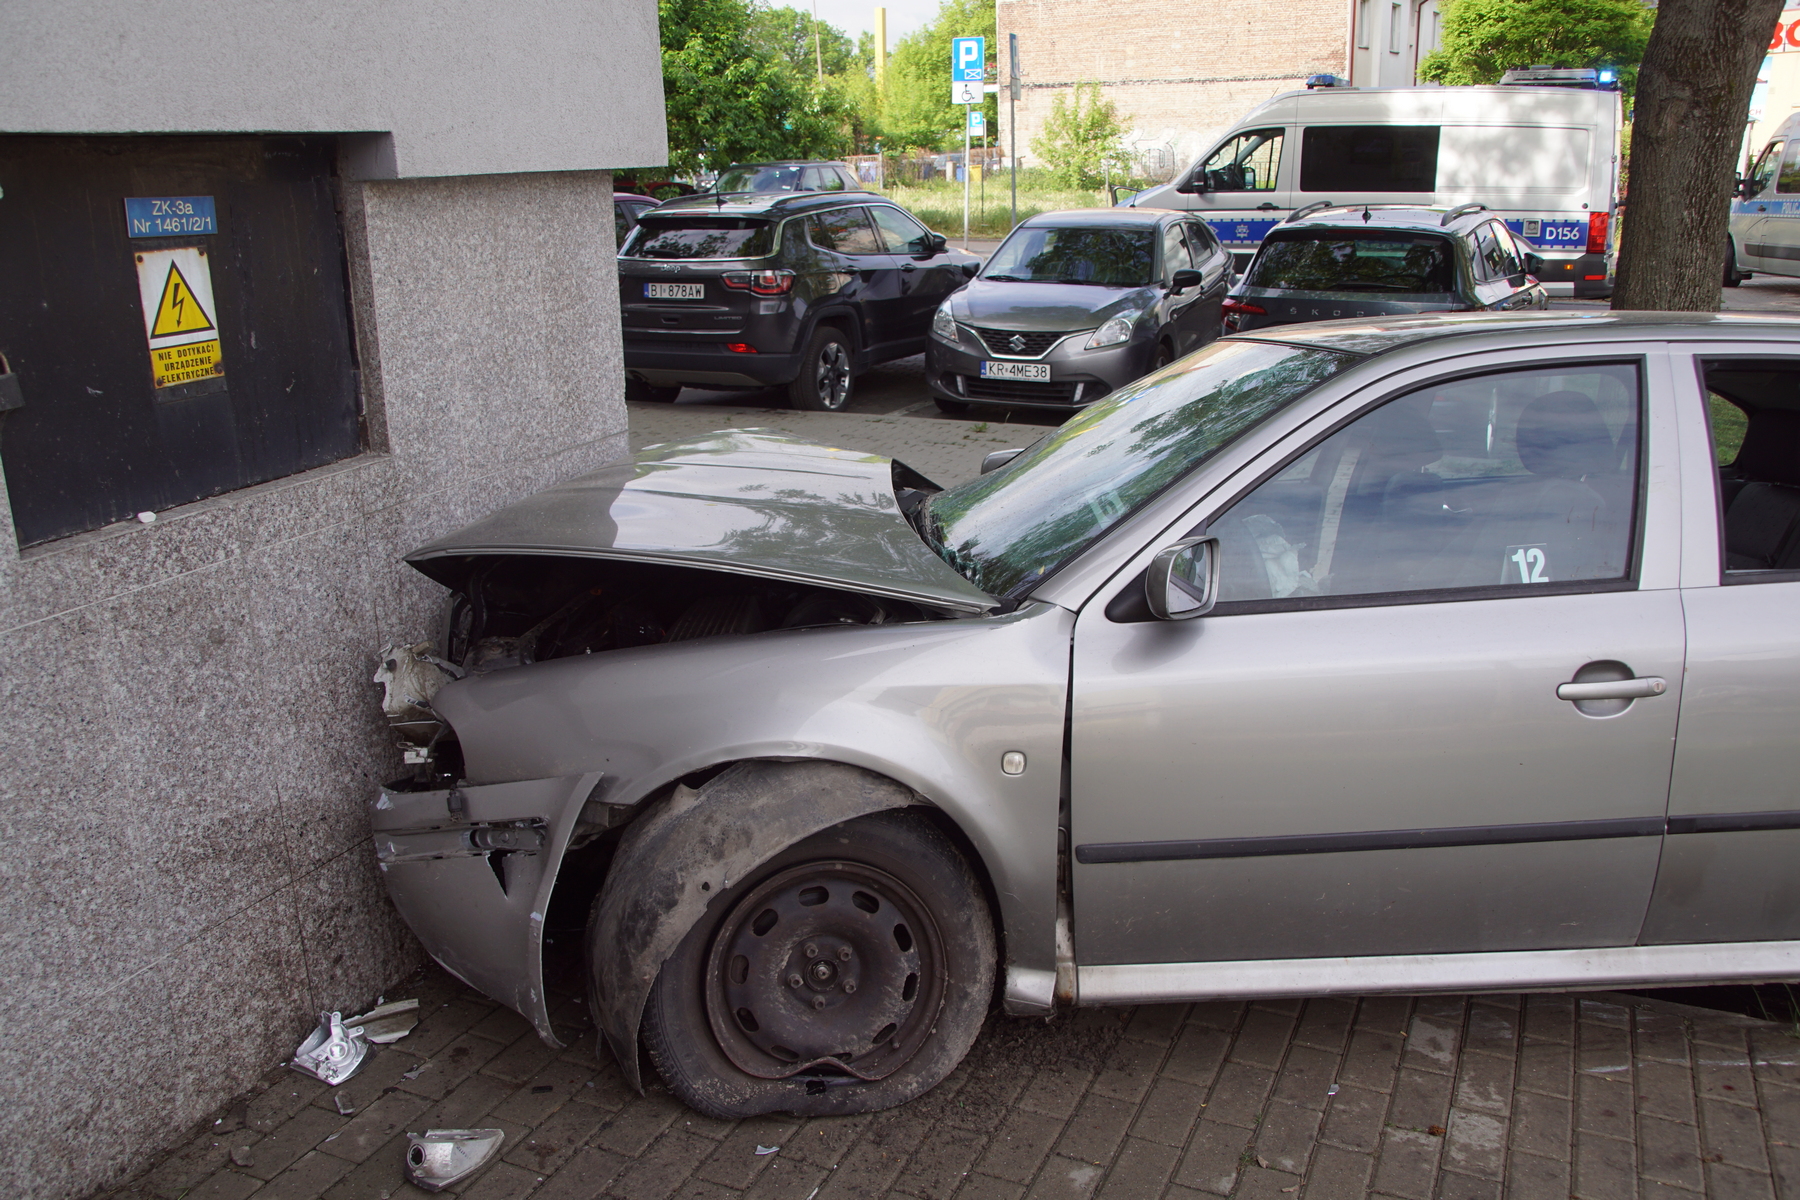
1723 406 1800 570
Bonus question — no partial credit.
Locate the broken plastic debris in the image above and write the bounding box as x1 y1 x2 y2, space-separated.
344 998 421 1044
404 1128 505 1192
136 511 156 523
334 1092 358 1116
1327 1084 1339 1096
401 1063 427 1080
291 1012 369 1086
755 1145 780 1156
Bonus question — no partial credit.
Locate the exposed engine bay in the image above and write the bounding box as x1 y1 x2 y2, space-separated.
375 558 935 786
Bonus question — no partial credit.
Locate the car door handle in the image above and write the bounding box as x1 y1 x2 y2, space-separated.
1256 203 1279 211
1556 677 1668 702
901 263 917 272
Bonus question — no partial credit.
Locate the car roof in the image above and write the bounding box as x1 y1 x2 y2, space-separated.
1232 310 1800 358
721 160 851 169
1017 208 1183 229
1274 204 1492 235
614 193 658 205
645 190 895 217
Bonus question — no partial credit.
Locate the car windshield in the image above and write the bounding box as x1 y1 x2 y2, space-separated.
1247 230 1456 293
982 226 1155 286
623 218 775 259
715 166 805 193
920 340 1357 596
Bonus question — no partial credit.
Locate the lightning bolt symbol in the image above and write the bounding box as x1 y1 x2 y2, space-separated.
171 287 186 325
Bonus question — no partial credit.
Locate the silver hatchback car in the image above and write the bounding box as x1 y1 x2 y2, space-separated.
371 312 1800 1120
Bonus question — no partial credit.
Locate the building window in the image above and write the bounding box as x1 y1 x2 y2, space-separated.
1357 0 1371 48
0 135 363 546
1389 2 1403 52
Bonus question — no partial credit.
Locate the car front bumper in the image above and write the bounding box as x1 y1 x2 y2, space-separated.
926 332 1153 411
369 770 623 1045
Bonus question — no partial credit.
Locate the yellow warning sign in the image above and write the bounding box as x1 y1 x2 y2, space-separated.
149 339 224 388
135 245 225 390
149 262 216 337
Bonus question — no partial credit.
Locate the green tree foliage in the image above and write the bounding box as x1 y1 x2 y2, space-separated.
752 5 858 77
881 0 999 150
1417 0 1654 93
658 0 853 174
1030 83 1131 188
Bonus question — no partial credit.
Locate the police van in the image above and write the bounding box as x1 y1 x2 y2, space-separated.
1127 70 1623 297
1730 110 1800 286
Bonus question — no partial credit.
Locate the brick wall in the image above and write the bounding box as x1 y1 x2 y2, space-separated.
997 0 1352 177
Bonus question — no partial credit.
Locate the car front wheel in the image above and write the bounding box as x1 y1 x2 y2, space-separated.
641 809 995 1118
789 327 854 411
1725 238 1745 288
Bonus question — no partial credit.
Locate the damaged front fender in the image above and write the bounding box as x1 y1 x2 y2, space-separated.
589 759 923 1092
370 770 609 1045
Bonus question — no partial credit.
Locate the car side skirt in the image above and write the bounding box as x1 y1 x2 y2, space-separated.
1076 940 1800 1006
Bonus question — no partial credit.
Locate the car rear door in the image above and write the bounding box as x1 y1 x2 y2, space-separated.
806 206 906 361
1068 347 1684 968
1642 348 1800 945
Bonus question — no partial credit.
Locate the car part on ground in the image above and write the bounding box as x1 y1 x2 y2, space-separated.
404 1129 505 1192
925 209 1232 413
290 1012 369 1086
342 998 421 1044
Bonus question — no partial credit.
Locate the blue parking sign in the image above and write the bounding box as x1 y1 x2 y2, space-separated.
952 37 985 82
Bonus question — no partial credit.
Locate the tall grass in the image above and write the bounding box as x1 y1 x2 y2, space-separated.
877 175 1110 238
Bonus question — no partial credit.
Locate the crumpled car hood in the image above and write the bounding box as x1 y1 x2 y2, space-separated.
950 277 1158 331
405 429 999 614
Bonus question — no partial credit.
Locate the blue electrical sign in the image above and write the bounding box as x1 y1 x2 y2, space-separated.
124 196 217 238
952 36 985 82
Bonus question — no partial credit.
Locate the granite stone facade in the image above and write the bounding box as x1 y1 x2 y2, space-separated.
0 168 631 1198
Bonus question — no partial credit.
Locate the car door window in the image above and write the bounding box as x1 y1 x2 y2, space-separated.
1161 223 1193 279
808 208 885 256
1780 144 1800 194
1702 360 1800 574
1208 362 1641 604
1196 129 1283 193
614 205 631 245
869 205 934 255
1749 142 1783 197
1486 223 1524 278
1183 221 1220 262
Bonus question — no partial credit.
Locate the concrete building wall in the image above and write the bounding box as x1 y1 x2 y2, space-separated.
998 0 1352 177
0 167 632 1200
2 0 668 177
0 4 663 1196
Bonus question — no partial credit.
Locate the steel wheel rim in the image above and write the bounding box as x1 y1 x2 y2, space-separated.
815 342 851 408
702 860 945 1081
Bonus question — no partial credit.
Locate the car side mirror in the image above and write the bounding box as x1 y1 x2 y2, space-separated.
1736 177 1755 199
1174 175 1204 195
1523 253 1544 276
1170 268 1204 293
980 448 1025 474
1145 536 1219 620
927 233 949 253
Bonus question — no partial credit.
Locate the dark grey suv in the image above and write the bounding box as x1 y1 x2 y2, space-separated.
620 192 980 410
1224 203 1549 334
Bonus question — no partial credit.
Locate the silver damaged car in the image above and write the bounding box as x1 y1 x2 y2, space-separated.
372 312 1800 1119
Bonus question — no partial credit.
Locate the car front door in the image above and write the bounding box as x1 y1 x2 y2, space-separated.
1185 128 1293 266
1069 350 1684 968
869 204 967 354
1735 141 1784 273
1643 350 1800 945
807 206 906 361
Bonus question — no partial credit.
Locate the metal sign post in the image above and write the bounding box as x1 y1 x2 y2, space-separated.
952 36 985 249
1009 34 1021 232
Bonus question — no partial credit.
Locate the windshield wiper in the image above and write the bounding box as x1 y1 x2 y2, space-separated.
1332 282 1425 292
983 274 1030 281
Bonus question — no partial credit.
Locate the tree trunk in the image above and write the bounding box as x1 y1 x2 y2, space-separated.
1611 0 1783 311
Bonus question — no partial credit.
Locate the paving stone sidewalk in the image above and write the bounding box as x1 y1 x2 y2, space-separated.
99 962 1800 1200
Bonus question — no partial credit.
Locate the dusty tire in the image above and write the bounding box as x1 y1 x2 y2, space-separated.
626 377 682 403
641 809 995 1119
934 397 971 415
1724 239 1745 288
1153 342 1174 370
788 327 854 411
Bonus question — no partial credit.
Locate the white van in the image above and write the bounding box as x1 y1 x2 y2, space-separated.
1128 80 1623 298
1730 110 1800 285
